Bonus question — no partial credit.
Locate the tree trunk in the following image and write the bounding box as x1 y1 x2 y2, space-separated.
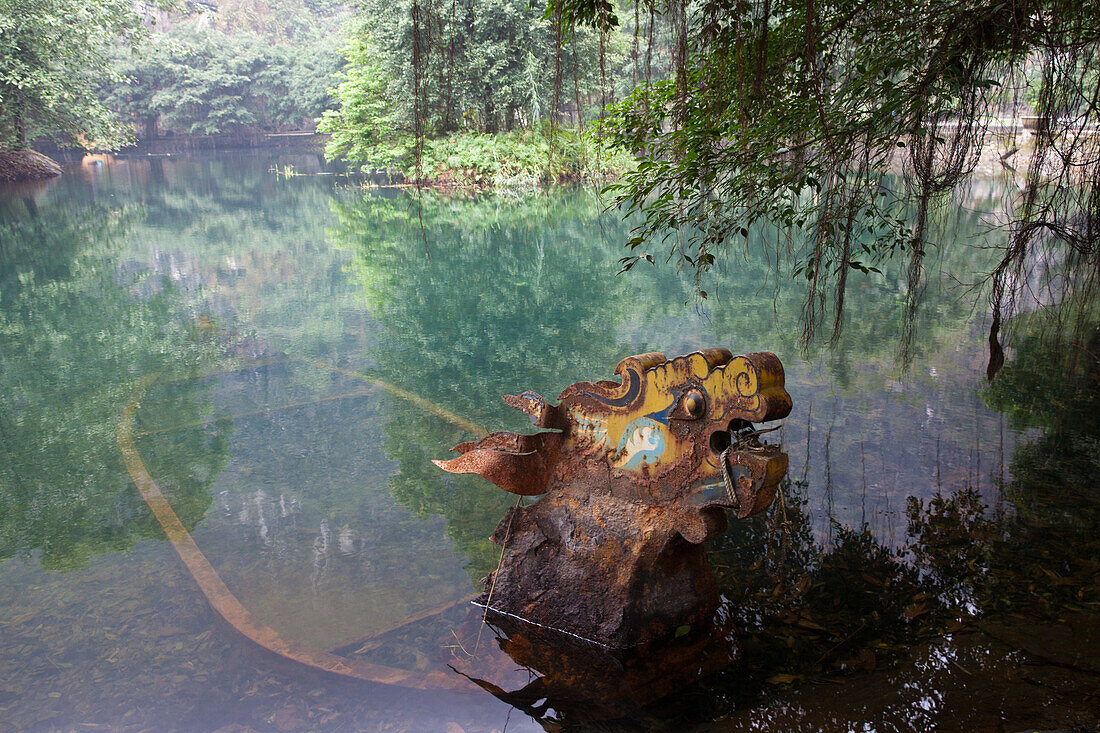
484 99 497 133
14 106 26 149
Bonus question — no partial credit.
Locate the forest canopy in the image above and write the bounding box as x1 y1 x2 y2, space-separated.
543 0 1100 365
0 0 344 149
103 26 341 138
317 0 646 178
3 0 1097 368
0 0 145 149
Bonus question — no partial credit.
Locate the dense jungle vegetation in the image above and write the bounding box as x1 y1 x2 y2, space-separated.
1 0 1097 356
2 0 1099 713
0 0 344 148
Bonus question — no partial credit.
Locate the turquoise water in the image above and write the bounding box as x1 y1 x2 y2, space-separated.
1 151 1095 731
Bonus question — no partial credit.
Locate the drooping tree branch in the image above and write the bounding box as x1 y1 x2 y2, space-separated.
559 0 1100 373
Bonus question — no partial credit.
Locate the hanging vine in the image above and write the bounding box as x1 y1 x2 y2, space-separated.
397 0 1100 374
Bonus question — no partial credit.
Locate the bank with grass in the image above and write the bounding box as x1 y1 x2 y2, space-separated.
325 128 634 189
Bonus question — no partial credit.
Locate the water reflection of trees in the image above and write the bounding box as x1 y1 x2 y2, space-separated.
334 188 655 576
986 323 1100 530
324 184 1099 728
699 183 1007 366
335 189 646 425
332 187 1019 580
644 324 1100 728
0 197 229 570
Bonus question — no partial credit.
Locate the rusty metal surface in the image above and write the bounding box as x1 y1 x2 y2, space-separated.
435 348 791 538
435 349 792 648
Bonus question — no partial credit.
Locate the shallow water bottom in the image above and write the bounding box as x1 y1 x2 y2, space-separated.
2 537 1097 732
0 546 535 733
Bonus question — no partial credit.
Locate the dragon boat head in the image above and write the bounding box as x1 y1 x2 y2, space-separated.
434 348 791 543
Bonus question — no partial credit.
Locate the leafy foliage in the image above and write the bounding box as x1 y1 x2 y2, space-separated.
210 0 348 43
409 128 632 184
105 27 342 136
557 0 1100 358
318 27 404 167
0 0 145 148
353 0 626 135
322 0 642 173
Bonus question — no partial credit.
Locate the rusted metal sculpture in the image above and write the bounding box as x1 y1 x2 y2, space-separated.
435 348 791 649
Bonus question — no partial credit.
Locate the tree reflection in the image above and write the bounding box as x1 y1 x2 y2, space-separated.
699 182 1008 367
330 185 1096 727
334 188 650 577
986 324 1100 529
335 189 644 425
0 198 229 570
647 322 1100 728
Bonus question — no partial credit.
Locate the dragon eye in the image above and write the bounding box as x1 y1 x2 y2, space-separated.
683 390 706 418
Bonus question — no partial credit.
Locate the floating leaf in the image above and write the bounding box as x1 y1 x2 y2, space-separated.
903 601 929 620
767 673 802 685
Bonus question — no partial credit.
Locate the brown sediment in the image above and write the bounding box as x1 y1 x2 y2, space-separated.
308 359 488 438
117 371 480 691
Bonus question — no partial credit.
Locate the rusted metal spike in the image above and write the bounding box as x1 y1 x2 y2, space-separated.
432 431 560 496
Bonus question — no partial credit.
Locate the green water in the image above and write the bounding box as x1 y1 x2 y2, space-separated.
0 152 1096 731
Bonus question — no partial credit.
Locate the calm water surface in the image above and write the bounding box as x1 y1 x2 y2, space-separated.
1 152 1096 731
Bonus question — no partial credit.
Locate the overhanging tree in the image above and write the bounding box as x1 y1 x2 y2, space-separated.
553 0 1100 370
0 0 146 149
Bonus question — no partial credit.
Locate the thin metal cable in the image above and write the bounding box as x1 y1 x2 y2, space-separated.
475 494 523 653
472 601 612 649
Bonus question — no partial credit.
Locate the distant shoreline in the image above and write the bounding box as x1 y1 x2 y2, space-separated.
1 136 332 183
